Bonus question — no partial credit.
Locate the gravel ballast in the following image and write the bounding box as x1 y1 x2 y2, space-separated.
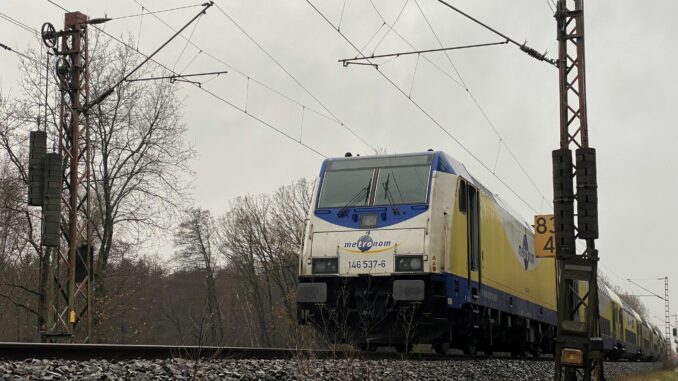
0 358 661 380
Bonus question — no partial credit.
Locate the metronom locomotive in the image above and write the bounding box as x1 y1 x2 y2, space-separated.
297 151 665 358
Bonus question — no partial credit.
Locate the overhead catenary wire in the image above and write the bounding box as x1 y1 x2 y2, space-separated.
85 1 214 111
136 5 145 49
126 70 228 84
544 0 555 15
0 41 44 64
366 0 463 88
338 0 348 31
359 22 385 53
361 0 552 212
211 1 377 153
305 0 540 214
171 11 203 71
45 0 328 159
129 0 367 151
339 41 509 67
0 12 40 36
627 279 666 301
371 0 409 55
412 0 551 210
110 3 204 20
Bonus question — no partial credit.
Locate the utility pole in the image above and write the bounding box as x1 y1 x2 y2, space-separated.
37 12 94 342
627 277 671 359
664 277 671 358
552 0 603 380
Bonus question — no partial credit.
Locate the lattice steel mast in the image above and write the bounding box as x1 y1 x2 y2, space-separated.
552 0 603 380
37 12 94 342
33 2 213 343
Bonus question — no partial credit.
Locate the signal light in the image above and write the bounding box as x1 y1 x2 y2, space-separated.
560 348 584 367
312 258 338 274
552 149 575 257
41 153 62 247
576 148 599 239
28 131 46 206
395 255 424 272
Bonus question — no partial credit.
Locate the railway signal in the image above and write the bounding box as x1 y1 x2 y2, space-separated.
34 11 95 342
552 0 604 380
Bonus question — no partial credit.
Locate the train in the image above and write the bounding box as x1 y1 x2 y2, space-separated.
296 151 666 360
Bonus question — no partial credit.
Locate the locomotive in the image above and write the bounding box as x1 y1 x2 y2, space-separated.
296 151 665 358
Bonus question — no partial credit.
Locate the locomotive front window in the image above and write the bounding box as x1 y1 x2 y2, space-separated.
373 164 430 206
318 154 433 209
317 168 374 208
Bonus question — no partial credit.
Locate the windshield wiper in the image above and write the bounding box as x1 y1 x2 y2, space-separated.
337 177 372 217
382 173 401 215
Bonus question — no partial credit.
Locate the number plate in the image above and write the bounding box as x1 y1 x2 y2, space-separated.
347 259 387 270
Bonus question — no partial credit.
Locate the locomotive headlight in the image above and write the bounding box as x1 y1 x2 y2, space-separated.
312 258 339 274
395 255 424 272
560 348 584 367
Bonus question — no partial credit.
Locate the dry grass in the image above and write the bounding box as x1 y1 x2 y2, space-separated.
612 369 678 381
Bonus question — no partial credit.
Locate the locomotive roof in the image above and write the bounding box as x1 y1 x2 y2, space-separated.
324 151 532 231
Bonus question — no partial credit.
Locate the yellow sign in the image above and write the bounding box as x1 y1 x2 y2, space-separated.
534 214 556 258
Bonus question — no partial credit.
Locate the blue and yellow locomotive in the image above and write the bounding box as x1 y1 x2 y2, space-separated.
297 151 664 358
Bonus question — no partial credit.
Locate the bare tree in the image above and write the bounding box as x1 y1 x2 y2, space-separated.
218 197 273 346
86 32 195 307
0 32 194 338
217 179 313 346
0 90 45 336
173 208 224 344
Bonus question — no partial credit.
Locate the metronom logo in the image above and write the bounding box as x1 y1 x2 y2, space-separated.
344 232 392 253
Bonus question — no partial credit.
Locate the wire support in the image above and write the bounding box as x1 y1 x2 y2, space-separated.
305 0 540 214
436 0 557 67
339 41 508 67
126 70 228 86
111 3 204 20
45 0 328 160
86 1 215 111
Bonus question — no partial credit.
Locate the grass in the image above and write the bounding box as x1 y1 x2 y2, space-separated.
612 369 678 381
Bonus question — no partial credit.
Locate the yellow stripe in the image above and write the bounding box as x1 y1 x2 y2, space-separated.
339 244 399 254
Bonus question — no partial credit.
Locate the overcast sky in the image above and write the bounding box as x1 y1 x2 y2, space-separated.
1 0 676 330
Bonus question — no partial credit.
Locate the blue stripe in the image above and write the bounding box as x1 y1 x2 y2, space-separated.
434 272 558 326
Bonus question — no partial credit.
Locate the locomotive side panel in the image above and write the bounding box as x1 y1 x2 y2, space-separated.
445 176 556 324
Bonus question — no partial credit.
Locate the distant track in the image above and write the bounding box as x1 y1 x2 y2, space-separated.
0 342 553 362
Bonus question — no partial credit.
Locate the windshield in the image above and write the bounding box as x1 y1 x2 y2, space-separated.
373 165 430 206
317 168 373 208
317 155 432 209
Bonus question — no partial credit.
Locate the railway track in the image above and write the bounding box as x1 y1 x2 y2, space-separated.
0 343 660 381
0 342 553 362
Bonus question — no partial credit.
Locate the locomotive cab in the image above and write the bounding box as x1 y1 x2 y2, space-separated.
296 152 452 345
